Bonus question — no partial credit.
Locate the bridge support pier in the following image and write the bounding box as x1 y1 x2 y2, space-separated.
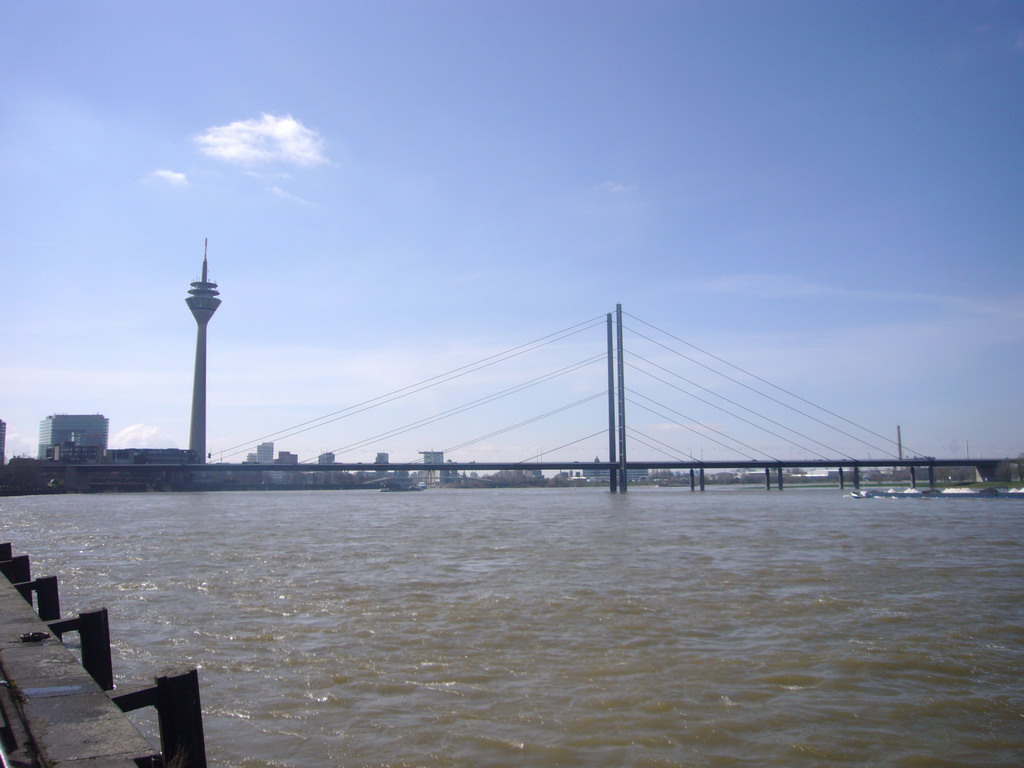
689 469 695 491
699 468 705 492
838 467 845 489
777 467 784 491
910 466 917 489
928 465 936 488
764 468 771 490
853 466 861 490
974 461 999 483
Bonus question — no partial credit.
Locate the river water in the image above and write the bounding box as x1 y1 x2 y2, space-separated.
2 488 1022 767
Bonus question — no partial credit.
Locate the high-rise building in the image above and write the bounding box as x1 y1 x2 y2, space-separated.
186 243 221 463
38 414 109 460
0 419 6 465
418 451 458 483
256 442 274 464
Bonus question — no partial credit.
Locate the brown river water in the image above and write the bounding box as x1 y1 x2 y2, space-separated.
2 488 1022 767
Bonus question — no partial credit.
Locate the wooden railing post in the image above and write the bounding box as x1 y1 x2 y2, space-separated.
114 669 208 768
15 574 61 620
49 608 114 691
0 553 31 584
156 669 208 768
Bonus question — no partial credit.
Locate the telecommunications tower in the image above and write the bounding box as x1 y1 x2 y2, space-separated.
186 240 221 462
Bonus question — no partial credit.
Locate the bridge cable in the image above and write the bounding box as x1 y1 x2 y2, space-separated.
439 395 605 456
626 394 774 462
627 428 698 463
314 357 605 460
624 311 915 456
622 318 900 459
222 315 606 458
512 429 609 464
625 357 852 461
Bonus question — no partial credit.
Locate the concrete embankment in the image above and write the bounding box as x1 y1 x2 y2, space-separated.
0 577 158 766
1 544 207 767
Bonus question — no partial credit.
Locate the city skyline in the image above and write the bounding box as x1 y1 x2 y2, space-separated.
3 2 1023 462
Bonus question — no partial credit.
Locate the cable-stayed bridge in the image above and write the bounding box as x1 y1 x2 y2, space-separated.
59 305 1012 492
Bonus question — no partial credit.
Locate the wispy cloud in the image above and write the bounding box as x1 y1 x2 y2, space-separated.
688 273 1024 321
150 169 188 186
596 181 637 193
690 274 830 298
268 186 318 208
196 113 328 166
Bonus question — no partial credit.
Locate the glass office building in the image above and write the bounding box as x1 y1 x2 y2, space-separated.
38 414 109 460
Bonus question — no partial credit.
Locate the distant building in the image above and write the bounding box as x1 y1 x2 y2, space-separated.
275 451 299 464
318 452 336 465
419 450 443 485
256 442 274 464
582 457 646 483
582 457 605 480
38 414 109 461
106 448 197 465
370 452 389 478
0 419 6 465
46 444 104 463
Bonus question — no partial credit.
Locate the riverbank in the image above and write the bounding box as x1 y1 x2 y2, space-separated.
0 574 156 766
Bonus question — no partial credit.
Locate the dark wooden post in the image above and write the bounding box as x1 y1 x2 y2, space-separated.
15 575 61 621
157 669 207 768
114 669 207 768
79 608 113 691
49 608 114 690
0 554 31 584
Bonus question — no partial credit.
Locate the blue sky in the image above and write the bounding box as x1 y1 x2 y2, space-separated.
3 1 1022 464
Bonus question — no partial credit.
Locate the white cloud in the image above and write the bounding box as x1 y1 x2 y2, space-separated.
196 114 328 166
689 274 831 298
150 169 188 186
110 424 178 449
686 273 1024 321
596 181 637 193
268 185 318 207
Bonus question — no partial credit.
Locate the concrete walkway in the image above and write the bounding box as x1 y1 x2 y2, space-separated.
0 577 158 767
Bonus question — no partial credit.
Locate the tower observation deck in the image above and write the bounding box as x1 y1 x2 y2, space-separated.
186 243 221 462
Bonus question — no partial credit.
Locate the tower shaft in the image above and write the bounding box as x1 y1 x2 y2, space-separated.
189 319 211 461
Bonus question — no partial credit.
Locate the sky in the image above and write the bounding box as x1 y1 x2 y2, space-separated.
2 1 1023 466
